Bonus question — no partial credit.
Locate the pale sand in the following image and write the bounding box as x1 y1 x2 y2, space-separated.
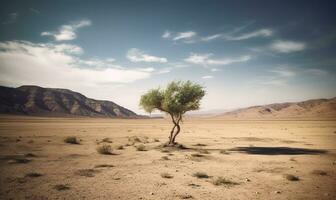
0 116 335 199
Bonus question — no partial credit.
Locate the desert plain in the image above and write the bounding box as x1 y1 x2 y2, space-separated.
0 115 335 200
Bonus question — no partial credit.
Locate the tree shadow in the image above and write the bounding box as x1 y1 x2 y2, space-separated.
229 146 327 155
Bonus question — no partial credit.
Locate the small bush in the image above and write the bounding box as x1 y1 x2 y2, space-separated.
64 136 80 144
25 172 43 178
311 170 327 176
212 177 238 186
101 138 113 143
161 172 173 179
96 144 113 155
285 174 299 181
54 184 70 191
161 149 170 153
219 150 230 154
191 153 204 157
75 169 98 177
136 144 147 151
117 145 124 150
94 164 114 168
193 172 209 179
198 149 210 154
162 156 169 160
154 138 160 142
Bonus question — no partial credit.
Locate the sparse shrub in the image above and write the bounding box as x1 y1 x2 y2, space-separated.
117 145 124 150
311 170 327 176
219 150 230 154
94 164 114 168
193 172 209 179
194 143 207 146
179 194 193 199
128 136 142 143
191 153 204 157
161 149 170 153
161 172 173 179
25 172 43 178
54 184 70 191
154 138 160 142
24 153 36 157
64 136 80 144
101 138 113 143
96 144 113 155
198 149 210 154
285 174 299 181
162 156 169 160
136 144 147 151
212 177 238 186
8 158 31 164
75 169 98 177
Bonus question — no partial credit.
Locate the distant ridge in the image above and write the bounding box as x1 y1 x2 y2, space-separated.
0 85 140 118
214 97 336 119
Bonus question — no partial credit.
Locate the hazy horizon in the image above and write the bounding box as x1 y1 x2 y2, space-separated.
1 0 336 114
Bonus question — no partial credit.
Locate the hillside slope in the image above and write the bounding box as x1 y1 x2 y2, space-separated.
215 98 336 119
0 85 139 118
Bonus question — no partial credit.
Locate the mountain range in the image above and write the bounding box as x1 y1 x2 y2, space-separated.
0 85 139 118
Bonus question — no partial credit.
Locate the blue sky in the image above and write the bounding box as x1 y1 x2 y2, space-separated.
0 0 336 114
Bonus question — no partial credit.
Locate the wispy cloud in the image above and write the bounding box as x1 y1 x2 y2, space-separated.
269 66 296 77
2 12 19 24
127 48 167 63
162 31 171 38
202 75 213 79
162 30 197 43
304 68 327 76
201 28 273 42
184 53 251 66
0 41 152 90
270 40 306 53
41 20 91 41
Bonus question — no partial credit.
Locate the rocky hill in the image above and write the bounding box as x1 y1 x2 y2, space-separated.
215 97 336 119
0 85 139 118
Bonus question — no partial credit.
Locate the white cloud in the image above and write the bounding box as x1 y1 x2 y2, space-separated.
162 31 171 38
0 41 151 90
202 75 213 79
269 67 296 77
184 53 251 66
210 68 220 72
173 31 197 41
201 34 222 41
225 28 273 41
2 12 19 24
270 40 306 53
304 68 327 76
127 48 167 63
41 20 91 41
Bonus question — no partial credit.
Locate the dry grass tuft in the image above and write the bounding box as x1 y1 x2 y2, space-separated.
284 174 300 181
219 149 230 154
193 172 209 179
161 172 173 179
212 177 239 186
197 149 210 154
116 145 124 150
311 170 327 176
75 169 99 177
94 164 114 168
136 144 147 151
25 172 43 178
96 144 113 155
64 136 80 144
191 153 204 157
54 184 70 191
161 156 169 160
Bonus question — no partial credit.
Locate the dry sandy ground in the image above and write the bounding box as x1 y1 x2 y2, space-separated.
0 116 335 200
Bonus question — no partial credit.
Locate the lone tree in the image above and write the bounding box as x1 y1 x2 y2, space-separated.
140 81 205 145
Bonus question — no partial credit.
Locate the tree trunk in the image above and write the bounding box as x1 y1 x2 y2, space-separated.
168 124 176 144
171 123 180 144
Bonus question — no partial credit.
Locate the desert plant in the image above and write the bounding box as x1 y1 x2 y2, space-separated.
285 174 300 181
136 144 147 151
198 149 210 154
96 144 113 155
25 172 43 178
64 136 80 144
212 177 238 186
311 170 327 176
75 169 98 177
101 138 113 143
161 156 169 160
140 81 205 145
117 145 124 150
193 172 209 179
219 149 230 154
54 184 70 191
161 172 173 178
94 164 114 168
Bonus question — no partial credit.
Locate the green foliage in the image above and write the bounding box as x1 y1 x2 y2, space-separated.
140 81 205 116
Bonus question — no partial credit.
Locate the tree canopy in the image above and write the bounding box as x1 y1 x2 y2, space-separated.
140 80 205 144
